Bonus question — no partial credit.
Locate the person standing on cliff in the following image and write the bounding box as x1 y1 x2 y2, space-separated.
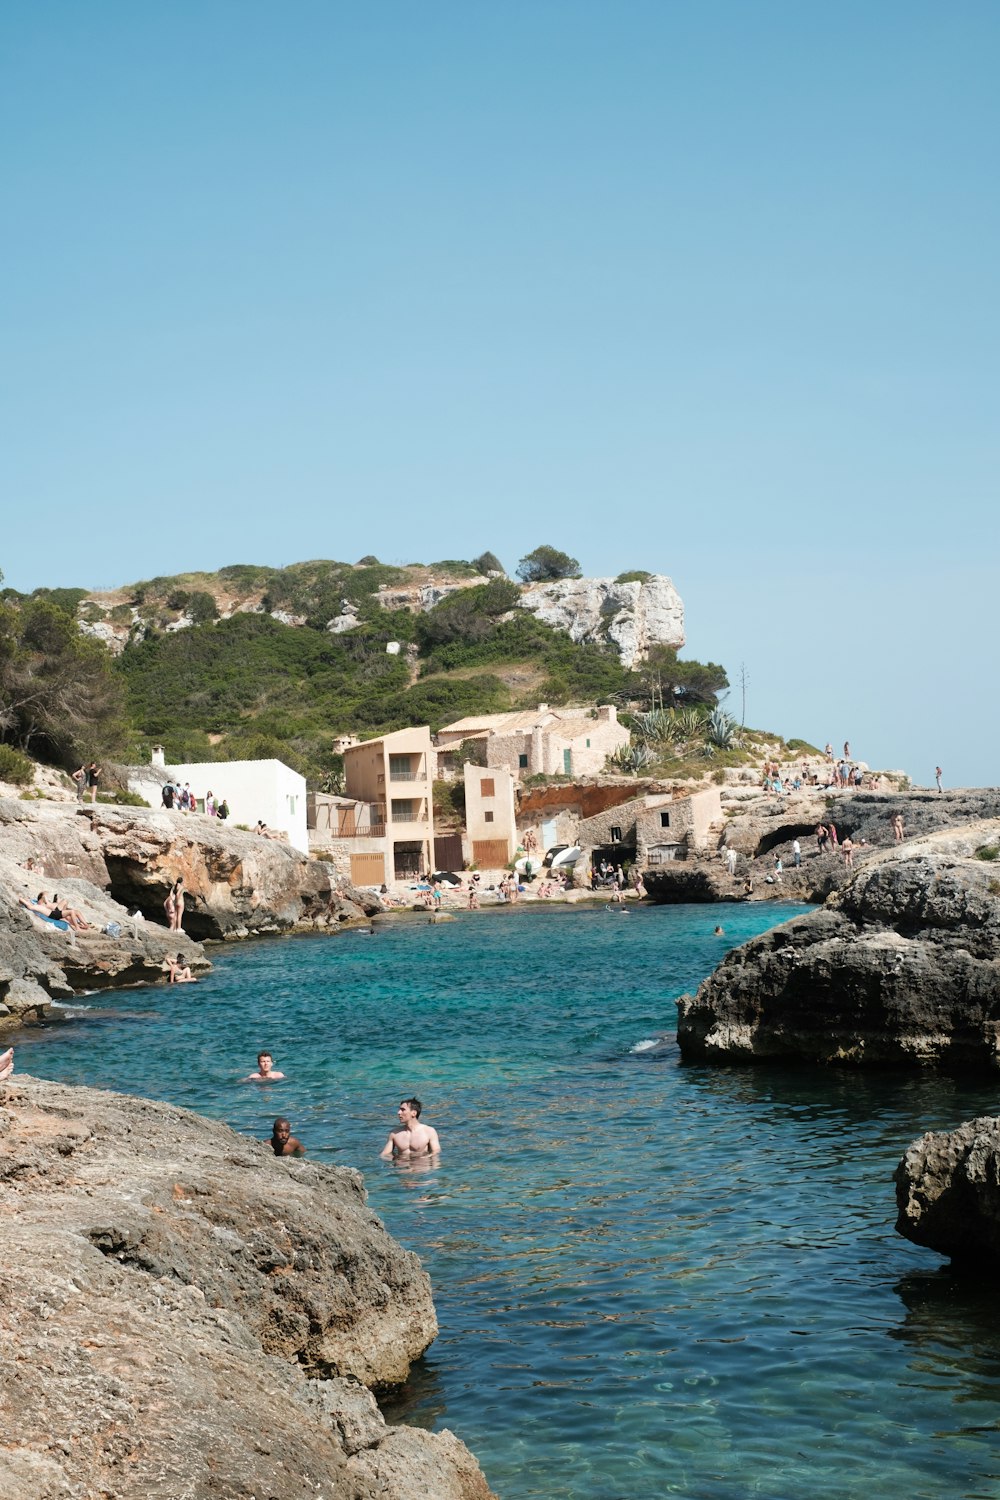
87 762 101 804
270 1118 305 1157
935 766 943 793
72 765 87 801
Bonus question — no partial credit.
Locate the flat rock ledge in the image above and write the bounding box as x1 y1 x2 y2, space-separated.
895 1115 1000 1264
0 1076 495 1500
676 820 1000 1070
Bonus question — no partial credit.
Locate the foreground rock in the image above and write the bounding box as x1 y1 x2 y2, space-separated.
0 799 382 1030
895 1116 1000 1264
0 1076 495 1500
676 821 1000 1070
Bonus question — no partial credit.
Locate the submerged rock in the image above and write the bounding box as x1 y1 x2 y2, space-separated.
0 1076 496 1500
895 1115 1000 1264
676 821 1000 1070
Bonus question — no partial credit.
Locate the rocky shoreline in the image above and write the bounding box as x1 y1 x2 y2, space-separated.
0 1075 494 1499
0 798 382 1033
676 819 1000 1071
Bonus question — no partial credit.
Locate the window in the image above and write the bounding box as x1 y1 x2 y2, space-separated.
586 738 591 748
518 753 528 769
563 749 572 773
610 826 622 843
391 799 415 822
660 811 670 828
484 811 494 823
287 795 297 815
480 778 495 797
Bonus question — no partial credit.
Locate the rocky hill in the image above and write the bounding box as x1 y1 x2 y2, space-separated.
69 558 685 667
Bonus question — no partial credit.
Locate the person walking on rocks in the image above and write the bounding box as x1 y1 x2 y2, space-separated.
792 839 801 867
842 837 855 870
725 846 738 877
815 823 829 856
87 762 101 804
72 765 87 801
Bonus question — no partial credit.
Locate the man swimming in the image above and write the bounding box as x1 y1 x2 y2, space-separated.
380 1097 441 1158
244 1051 285 1081
270 1118 305 1156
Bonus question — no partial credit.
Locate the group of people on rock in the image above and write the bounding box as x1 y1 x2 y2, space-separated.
161 782 229 820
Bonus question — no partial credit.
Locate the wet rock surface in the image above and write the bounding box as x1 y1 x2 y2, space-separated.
0 1076 495 1500
895 1115 1000 1264
675 821 1000 1070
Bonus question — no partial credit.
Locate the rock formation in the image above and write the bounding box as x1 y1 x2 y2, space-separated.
0 1076 495 1499
517 574 684 669
675 821 1000 1070
0 799 380 1031
895 1115 1000 1264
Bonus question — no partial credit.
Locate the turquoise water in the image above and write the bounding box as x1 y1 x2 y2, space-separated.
15 902 1000 1500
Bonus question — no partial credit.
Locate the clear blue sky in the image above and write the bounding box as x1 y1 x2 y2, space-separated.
3 3 998 785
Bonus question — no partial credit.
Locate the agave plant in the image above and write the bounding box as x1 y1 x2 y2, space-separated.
632 709 678 746
607 743 654 775
705 707 744 751
674 707 706 742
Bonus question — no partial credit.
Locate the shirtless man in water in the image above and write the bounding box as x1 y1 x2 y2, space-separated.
270 1118 305 1156
244 1051 285 1081
380 1097 441 1158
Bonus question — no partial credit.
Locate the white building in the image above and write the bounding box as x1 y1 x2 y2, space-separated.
129 757 309 855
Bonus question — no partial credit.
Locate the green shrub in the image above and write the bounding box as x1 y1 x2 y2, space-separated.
615 570 653 584
786 738 822 755
0 744 35 785
975 846 1000 862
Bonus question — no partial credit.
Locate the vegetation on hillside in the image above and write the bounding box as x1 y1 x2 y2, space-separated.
0 555 738 787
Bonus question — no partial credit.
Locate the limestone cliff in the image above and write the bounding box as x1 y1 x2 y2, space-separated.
0 1076 495 1499
517 574 684 668
675 821 1000 1070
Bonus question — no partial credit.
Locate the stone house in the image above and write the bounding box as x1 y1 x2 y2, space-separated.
435 704 630 781
572 787 724 868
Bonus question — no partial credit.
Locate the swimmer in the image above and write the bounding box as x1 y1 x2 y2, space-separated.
244 1051 285 1081
380 1097 441 1159
270 1117 305 1157
0 1047 13 1081
713 925 724 935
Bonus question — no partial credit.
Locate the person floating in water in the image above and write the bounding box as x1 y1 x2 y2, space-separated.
380 1097 441 1158
713 925 724 935
244 1051 285 1082
270 1118 305 1156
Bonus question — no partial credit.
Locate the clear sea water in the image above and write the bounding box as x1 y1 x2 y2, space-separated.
14 902 1000 1500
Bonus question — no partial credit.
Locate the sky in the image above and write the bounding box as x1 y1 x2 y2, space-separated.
2 2 998 786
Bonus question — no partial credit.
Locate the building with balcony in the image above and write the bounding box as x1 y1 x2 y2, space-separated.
321 727 436 887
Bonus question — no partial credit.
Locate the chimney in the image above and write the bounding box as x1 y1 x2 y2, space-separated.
537 702 549 713
597 705 617 724
151 745 166 767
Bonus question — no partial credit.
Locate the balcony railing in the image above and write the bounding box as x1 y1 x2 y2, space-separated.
340 824 386 839
389 770 425 781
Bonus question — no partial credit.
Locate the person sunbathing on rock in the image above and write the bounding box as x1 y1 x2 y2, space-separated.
0 1047 13 1081
166 953 197 983
270 1118 305 1156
